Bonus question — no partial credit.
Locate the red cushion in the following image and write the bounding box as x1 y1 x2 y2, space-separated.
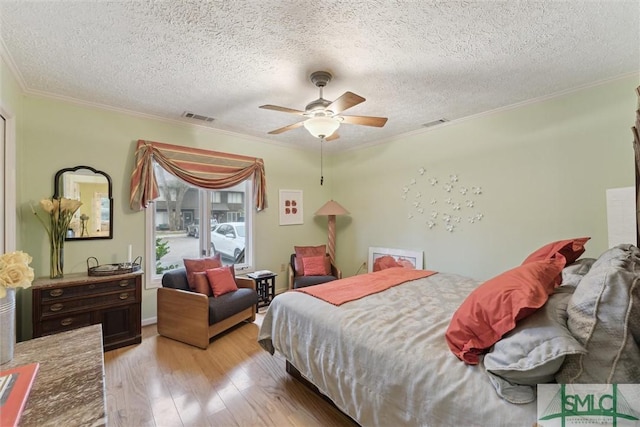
192 272 212 296
205 265 238 297
183 254 223 291
294 245 330 276
302 255 329 276
373 255 401 272
445 256 565 365
522 237 590 265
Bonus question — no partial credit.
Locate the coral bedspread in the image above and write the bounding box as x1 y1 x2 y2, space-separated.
295 267 437 305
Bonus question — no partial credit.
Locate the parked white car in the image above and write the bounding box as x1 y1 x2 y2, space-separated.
210 222 245 260
187 218 218 238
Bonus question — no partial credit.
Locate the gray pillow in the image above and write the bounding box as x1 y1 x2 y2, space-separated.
556 244 640 384
560 258 596 288
483 287 586 404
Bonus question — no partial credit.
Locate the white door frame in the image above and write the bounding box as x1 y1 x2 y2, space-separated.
1 103 17 253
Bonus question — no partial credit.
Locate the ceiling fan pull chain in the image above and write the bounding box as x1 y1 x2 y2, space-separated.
320 137 324 185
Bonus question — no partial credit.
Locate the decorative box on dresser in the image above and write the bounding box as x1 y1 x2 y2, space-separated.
32 271 142 351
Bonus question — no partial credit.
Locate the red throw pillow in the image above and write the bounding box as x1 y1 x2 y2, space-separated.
205 266 238 297
522 237 590 265
192 272 212 296
373 255 401 272
445 256 565 365
302 255 329 276
396 258 415 269
294 245 330 275
183 254 222 291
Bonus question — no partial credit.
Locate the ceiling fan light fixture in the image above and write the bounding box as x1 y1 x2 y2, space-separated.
303 116 341 139
260 70 386 139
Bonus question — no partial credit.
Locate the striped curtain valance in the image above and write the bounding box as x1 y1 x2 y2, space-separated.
129 140 267 211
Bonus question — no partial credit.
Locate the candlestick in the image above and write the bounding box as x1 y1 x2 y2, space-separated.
128 245 132 264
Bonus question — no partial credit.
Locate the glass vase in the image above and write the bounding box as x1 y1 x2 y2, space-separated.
0 288 16 364
50 236 64 279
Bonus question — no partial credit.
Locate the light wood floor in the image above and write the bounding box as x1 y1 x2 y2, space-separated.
104 313 358 427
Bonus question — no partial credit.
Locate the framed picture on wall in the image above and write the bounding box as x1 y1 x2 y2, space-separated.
368 247 423 273
279 189 303 225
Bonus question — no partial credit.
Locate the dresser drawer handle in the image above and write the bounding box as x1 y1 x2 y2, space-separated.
50 303 64 312
50 289 64 297
60 318 73 326
88 284 96 290
119 280 129 287
119 293 129 300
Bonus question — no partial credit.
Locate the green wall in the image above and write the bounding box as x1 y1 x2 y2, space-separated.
4 51 639 340
332 74 639 280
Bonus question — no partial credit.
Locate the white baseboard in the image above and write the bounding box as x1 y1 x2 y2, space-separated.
142 317 157 326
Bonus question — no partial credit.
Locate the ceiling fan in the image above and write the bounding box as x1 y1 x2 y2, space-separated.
259 71 388 141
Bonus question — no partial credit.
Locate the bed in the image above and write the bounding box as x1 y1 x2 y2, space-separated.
258 269 538 426
258 238 640 427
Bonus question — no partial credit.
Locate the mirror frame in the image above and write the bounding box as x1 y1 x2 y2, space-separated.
53 165 113 241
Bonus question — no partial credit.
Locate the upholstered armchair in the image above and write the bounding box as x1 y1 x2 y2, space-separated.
157 267 258 349
288 253 342 290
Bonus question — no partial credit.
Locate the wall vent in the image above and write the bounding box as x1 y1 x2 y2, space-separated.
422 118 448 128
182 111 215 122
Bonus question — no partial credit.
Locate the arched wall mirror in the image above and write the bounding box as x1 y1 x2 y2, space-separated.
53 166 113 240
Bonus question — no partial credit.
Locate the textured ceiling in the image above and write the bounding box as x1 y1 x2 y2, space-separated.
1 1 639 152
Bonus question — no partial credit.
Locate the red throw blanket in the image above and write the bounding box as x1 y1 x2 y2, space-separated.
295 267 438 306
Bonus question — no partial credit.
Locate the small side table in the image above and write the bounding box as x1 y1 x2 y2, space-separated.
247 272 277 311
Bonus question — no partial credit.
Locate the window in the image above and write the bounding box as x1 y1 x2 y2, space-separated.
100 197 110 221
227 192 243 204
146 163 253 287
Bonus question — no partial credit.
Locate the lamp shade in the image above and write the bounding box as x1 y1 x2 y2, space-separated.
315 200 350 216
304 117 340 139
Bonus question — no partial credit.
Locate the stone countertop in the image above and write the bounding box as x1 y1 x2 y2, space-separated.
2 324 106 426
32 270 143 290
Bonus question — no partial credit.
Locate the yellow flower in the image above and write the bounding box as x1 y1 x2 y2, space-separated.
40 199 55 214
60 198 82 213
33 197 83 238
0 251 34 298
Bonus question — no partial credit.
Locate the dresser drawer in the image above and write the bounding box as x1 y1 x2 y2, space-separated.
39 278 137 302
40 312 92 335
39 290 139 319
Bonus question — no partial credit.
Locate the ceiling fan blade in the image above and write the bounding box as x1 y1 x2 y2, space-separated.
259 105 305 115
327 91 365 114
340 115 388 127
325 132 340 142
267 121 305 135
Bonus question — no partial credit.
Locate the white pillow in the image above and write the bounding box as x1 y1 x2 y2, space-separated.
484 287 585 404
560 257 596 288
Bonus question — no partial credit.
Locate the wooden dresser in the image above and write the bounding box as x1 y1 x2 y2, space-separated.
32 271 142 351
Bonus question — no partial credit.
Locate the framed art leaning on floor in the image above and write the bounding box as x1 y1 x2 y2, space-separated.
368 247 423 273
